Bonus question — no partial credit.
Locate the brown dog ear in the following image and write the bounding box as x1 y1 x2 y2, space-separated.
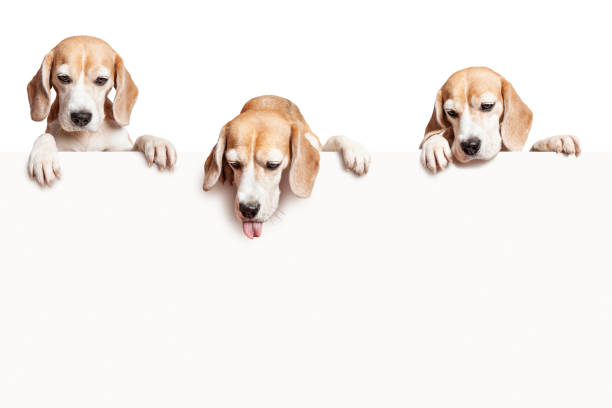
27 52 54 121
289 124 320 198
203 126 228 191
421 89 453 148
500 78 533 151
112 55 139 126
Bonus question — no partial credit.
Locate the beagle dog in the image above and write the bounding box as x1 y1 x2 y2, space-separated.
420 67 580 172
203 95 370 239
27 36 176 186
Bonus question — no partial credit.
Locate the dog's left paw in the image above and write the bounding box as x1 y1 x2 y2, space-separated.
135 136 178 170
341 142 371 176
530 135 581 156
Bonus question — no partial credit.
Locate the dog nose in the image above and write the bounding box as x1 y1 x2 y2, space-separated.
71 111 92 127
460 138 481 156
239 202 260 219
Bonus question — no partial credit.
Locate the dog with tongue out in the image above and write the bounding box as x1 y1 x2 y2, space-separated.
203 95 371 239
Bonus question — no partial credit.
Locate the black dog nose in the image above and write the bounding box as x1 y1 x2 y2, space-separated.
239 202 260 219
460 138 481 156
71 111 92 127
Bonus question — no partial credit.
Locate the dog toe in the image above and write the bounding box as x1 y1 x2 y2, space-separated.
154 145 167 170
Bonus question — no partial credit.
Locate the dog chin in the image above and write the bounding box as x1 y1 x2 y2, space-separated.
452 146 500 163
59 116 101 133
62 125 91 133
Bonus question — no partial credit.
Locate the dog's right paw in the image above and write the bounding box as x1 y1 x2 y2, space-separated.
421 134 452 173
28 135 61 187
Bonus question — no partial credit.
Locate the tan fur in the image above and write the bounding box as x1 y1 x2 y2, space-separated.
203 95 370 233
204 95 321 198
26 36 175 186
27 36 138 130
422 67 532 151
500 77 533 151
420 67 579 173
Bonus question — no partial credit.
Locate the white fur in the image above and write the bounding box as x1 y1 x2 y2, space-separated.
236 163 262 204
322 135 371 175
133 135 178 170
56 64 70 76
225 149 239 162
230 149 286 223
478 92 496 105
421 133 452 173
257 148 283 163
47 119 132 151
96 66 110 78
457 105 474 141
55 67 108 133
27 134 61 186
448 95 503 164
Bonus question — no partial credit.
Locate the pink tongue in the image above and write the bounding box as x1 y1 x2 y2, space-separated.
242 222 263 239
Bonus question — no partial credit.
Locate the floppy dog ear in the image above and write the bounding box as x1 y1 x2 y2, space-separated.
27 52 54 121
203 126 229 191
112 55 139 127
500 78 533 151
421 89 453 148
289 124 320 198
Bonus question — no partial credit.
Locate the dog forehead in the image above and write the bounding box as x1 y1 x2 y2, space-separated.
225 120 255 151
226 113 291 153
442 68 503 106
254 133 291 158
52 36 115 74
466 73 502 102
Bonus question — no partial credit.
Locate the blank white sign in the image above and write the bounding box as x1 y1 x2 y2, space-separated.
0 152 610 407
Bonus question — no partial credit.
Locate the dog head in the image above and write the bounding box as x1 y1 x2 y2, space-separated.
423 67 533 162
203 107 319 239
27 36 138 132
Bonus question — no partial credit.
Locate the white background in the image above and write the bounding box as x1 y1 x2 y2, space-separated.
1 0 610 153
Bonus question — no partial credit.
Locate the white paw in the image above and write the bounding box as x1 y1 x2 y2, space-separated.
341 142 371 176
28 135 61 187
421 134 452 173
531 135 581 156
137 136 177 170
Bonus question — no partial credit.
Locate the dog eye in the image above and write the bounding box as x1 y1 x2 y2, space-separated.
266 162 281 170
446 109 458 118
95 77 108 86
229 162 242 170
57 75 72 84
481 103 495 112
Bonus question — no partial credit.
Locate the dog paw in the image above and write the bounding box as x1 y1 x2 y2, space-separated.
341 142 371 176
530 135 581 156
135 136 178 170
28 134 61 187
421 134 452 173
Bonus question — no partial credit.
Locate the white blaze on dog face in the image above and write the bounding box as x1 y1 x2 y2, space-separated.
50 40 115 132
440 69 505 163
224 113 291 227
